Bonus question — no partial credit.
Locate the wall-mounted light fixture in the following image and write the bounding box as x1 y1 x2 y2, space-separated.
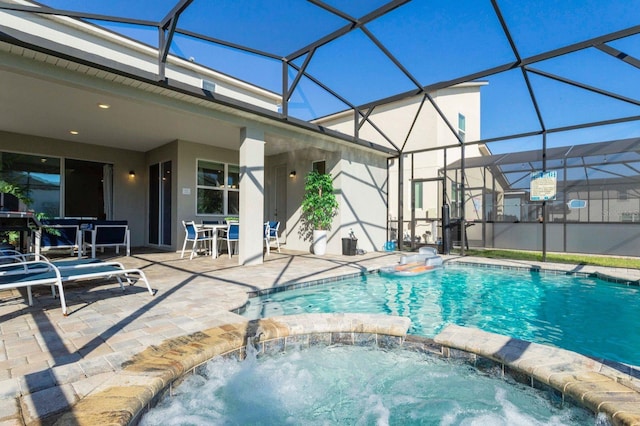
289 171 296 178
129 170 136 178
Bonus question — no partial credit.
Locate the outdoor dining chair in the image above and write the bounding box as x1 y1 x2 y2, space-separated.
224 221 240 258
180 220 215 260
264 221 281 254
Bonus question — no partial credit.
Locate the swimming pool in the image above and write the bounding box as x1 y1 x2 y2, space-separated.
243 265 640 367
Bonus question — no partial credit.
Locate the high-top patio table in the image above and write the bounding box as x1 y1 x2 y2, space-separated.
198 223 228 258
0 211 42 254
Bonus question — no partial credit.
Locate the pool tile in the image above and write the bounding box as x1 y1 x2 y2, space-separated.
353 332 377 346
263 337 286 355
332 332 354 345
309 333 332 347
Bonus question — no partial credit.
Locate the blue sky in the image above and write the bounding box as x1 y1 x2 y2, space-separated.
40 1 640 153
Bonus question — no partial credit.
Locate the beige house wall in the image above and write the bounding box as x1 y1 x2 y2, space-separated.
336 151 388 253
0 131 146 245
263 146 388 254
145 140 241 252
282 148 341 253
316 84 485 246
0 127 389 256
146 137 389 255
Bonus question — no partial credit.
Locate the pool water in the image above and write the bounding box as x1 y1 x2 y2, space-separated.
140 345 595 425
243 265 640 366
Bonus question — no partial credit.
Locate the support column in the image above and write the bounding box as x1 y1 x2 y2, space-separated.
239 127 265 265
397 154 404 251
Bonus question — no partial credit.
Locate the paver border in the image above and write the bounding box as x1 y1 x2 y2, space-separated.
48 313 410 425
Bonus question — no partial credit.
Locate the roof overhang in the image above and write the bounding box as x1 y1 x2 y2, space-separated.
0 12 394 156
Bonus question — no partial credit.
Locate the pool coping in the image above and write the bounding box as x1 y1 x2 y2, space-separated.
434 324 640 426
47 313 410 425
245 259 640 301
30 313 640 426
451 259 640 286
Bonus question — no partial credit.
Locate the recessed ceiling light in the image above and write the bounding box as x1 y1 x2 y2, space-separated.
69 130 79 135
97 103 110 109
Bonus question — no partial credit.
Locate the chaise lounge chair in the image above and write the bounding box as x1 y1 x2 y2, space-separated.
0 260 67 313
1 249 103 270
0 252 154 316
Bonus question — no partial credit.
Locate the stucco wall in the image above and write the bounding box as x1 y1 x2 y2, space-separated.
174 140 239 251
282 148 341 253
317 86 485 237
276 146 387 255
489 222 640 256
336 151 388 253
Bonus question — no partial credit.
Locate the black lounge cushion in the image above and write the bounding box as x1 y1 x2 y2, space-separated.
40 219 80 248
83 220 128 244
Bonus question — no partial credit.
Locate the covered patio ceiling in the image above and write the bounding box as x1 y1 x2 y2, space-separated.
0 0 639 155
0 40 343 156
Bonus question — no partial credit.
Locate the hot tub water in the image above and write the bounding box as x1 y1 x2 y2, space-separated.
140 345 597 425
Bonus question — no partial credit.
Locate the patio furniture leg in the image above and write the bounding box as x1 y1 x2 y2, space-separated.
211 234 218 259
190 240 197 260
57 280 68 316
76 232 82 258
181 237 188 258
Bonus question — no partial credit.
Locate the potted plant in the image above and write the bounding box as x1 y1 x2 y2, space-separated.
0 180 32 209
0 179 33 248
0 179 59 251
301 171 338 255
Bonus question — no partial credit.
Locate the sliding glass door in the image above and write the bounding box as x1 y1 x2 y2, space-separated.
149 161 172 246
65 159 112 219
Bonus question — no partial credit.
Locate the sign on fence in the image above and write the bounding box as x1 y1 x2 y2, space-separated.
567 199 587 209
530 171 557 201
